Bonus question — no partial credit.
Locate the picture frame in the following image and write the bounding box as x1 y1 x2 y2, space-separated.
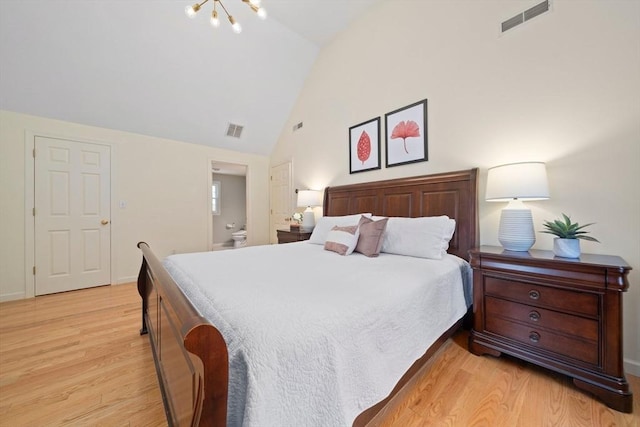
349 117 381 174
384 99 428 168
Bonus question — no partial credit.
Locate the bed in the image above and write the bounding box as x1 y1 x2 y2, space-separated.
137 168 478 426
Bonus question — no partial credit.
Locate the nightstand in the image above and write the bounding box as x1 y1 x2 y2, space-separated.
468 246 633 413
277 228 312 244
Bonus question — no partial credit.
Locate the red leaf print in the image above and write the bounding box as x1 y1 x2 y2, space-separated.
390 120 420 154
357 131 371 165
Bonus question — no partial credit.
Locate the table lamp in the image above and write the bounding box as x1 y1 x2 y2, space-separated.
486 162 550 251
297 190 322 231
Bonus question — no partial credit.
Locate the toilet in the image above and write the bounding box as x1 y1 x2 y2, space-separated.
231 230 247 248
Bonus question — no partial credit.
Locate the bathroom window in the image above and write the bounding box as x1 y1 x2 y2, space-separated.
212 180 221 215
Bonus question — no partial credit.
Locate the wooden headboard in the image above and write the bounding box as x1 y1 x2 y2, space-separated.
323 168 478 260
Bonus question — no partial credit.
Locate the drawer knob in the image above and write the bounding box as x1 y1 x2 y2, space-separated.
529 311 541 322
529 331 541 343
528 290 541 300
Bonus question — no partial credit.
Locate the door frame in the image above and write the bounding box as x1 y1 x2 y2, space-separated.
24 131 116 299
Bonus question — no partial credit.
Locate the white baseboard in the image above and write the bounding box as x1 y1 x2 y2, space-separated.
115 276 137 285
211 242 234 251
624 358 640 377
1 280 137 301
0 291 26 302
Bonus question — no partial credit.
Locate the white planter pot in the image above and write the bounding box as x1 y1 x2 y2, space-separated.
553 238 581 258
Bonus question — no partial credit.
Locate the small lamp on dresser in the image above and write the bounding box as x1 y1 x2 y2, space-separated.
486 162 550 251
297 190 322 232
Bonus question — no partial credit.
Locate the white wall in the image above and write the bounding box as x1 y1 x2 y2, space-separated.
271 1 640 374
0 110 270 300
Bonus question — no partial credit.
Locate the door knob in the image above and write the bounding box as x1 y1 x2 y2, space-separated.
101 219 110 225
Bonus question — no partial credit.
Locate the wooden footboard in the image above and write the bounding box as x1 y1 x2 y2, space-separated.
137 241 228 427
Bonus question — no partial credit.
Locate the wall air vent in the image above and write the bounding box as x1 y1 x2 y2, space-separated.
501 0 550 33
226 123 243 138
502 14 524 32
524 0 550 21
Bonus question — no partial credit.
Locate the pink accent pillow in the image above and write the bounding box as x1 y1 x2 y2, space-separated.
355 216 388 257
324 224 360 255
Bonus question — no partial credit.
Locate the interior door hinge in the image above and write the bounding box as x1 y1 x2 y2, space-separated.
32 207 35 216
32 148 35 158
33 266 36 275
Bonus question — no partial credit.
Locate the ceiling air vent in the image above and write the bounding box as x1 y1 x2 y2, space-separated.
501 0 550 33
226 123 243 138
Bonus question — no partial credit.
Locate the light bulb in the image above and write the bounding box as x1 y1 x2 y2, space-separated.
249 0 261 6
257 7 267 19
210 10 220 27
229 16 242 33
185 3 200 18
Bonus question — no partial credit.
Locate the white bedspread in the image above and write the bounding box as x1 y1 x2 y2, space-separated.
163 242 472 427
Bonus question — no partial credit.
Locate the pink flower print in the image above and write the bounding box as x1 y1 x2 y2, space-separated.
390 120 420 154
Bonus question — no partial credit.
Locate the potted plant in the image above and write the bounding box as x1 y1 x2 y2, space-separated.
541 213 599 258
290 212 303 230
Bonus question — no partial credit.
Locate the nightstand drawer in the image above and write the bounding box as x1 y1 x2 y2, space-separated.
485 316 598 365
485 277 598 317
485 297 598 341
277 229 312 244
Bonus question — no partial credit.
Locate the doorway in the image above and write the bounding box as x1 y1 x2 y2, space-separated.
208 161 248 250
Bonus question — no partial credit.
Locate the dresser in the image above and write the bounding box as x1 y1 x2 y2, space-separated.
277 228 312 244
468 246 633 413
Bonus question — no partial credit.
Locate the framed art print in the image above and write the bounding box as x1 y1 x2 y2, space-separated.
349 117 381 174
384 99 428 167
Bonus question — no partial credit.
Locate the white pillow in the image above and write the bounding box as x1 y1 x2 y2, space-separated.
381 216 456 259
324 224 360 255
308 213 372 244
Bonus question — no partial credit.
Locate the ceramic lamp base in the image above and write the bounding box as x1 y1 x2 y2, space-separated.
498 202 535 252
300 207 316 232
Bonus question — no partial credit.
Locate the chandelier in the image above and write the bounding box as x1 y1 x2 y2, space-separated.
185 0 266 34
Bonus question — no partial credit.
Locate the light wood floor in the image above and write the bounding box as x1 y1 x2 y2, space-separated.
0 283 637 426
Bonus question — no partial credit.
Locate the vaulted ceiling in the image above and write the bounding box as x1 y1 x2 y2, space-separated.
0 0 382 155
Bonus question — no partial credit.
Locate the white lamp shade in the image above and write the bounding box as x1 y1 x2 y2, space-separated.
486 162 549 252
486 162 550 201
297 190 322 208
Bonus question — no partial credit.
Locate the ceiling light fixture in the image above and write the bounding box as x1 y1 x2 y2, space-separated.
185 0 267 34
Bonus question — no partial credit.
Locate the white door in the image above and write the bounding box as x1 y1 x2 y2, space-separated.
34 136 111 295
269 162 292 243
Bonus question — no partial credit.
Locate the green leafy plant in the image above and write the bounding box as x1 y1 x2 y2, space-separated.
541 213 599 242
